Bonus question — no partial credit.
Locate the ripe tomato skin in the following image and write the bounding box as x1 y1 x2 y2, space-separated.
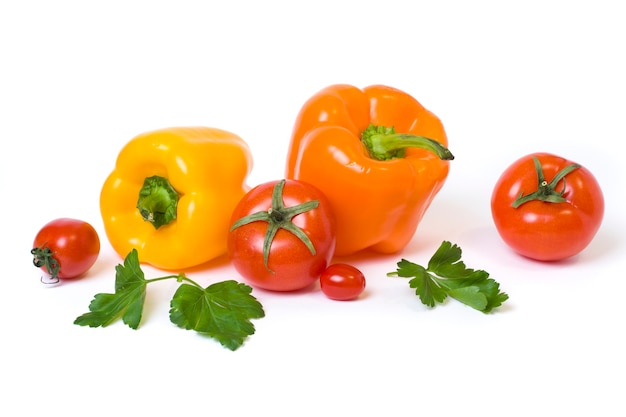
228 179 336 291
32 218 101 279
491 153 604 261
320 263 366 301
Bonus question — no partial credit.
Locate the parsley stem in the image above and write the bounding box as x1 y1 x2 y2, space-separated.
145 273 203 288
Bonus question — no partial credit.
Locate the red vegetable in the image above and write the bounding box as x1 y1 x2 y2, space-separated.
491 153 604 261
228 179 336 291
32 218 101 282
320 263 366 301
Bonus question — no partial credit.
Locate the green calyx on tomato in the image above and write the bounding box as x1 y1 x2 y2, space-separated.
512 157 581 208
360 123 455 161
31 245 61 282
136 175 180 229
230 179 319 273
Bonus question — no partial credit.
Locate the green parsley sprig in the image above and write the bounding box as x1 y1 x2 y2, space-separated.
387 241 509 313
74 249 265 350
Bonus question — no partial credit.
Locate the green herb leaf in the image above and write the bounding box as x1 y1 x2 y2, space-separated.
169 280 265 351
388 241 509 313
407 265 448 307
74 249 147 329
447 286 488 311
74 249 265 350
428 240 475 278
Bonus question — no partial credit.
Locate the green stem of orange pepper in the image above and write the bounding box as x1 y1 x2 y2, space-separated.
361 124 455 161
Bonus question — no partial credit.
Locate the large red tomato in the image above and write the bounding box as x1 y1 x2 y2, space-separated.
228 179 336 291
491 153 604 261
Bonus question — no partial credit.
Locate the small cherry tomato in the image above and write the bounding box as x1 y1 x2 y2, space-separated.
491 153 604 261
32 218 101 282
320 263 366 301
228 179 336 291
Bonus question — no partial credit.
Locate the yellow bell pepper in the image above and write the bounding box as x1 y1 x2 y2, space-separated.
100 127 253 270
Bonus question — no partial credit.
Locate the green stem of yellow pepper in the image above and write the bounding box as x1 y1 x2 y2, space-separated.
137 175 180 229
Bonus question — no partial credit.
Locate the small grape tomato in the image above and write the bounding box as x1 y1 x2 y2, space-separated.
32 218 101 283
320 263 366 301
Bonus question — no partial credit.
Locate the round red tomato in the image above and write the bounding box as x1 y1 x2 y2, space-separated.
320 263 366 301
491 153 604 261
32 218 101 281
228 179 336 291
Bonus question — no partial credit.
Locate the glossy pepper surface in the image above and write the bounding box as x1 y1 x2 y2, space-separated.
101 127 252 270
285 84 453 256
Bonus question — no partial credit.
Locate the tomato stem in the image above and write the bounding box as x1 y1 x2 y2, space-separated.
230 179 319 273
512 157 581 208
136 175 180 229
31 245 60 282
360 123 454 161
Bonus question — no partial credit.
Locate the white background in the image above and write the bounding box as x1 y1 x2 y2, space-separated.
2 1 625 416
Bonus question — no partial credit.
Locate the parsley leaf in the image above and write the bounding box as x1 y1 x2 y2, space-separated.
74 249 265 350
387 241 509 313
73 249 147 329
170 281 265 351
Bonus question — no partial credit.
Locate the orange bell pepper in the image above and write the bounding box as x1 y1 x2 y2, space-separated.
285 84 453 257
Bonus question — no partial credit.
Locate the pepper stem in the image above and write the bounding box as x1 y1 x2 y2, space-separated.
137 175 180 229
512 157 581 208
230 179 319 273
360 123 454 161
